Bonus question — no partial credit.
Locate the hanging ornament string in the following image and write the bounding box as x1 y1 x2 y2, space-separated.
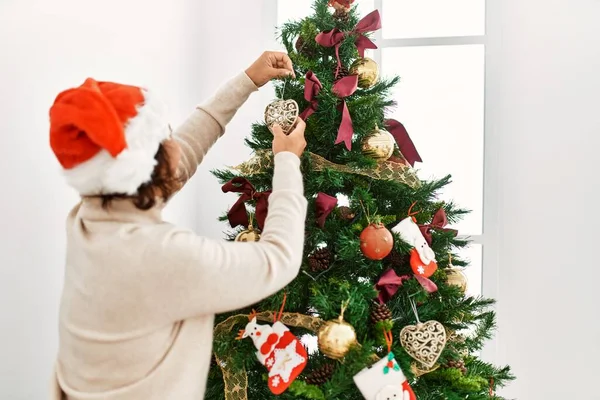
275 292 288 322
409 297 421 324
407 201 420 222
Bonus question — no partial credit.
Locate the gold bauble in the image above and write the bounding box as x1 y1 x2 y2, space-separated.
349 57 379 89
317 315 357 359
446 267 468 294
235 226 261 242
361 127 395 161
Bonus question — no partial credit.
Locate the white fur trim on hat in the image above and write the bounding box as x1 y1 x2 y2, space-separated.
63 89 171 196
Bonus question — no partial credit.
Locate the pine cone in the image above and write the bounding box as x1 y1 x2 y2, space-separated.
384 248 407 268
445 359 468 375
308 248 332 272
332 8 350 24
370 303 393 324
305 363 335 386
337 206 355 221
335 64 350 79
295 36 316 58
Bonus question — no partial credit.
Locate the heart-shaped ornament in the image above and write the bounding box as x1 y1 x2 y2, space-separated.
264 99 299 135
400 320 447 369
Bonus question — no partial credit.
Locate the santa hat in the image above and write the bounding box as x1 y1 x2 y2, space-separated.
49 78 171 196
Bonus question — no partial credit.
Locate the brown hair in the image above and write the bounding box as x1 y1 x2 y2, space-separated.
100 144 181 210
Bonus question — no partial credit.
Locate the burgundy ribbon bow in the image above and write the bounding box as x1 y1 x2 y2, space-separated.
376 268 438 303
315 10 382 77
419 208 458 246
332 75 359 150
385 119 423 167
299 71 323 120
376 269 411 303
315 193 338 228
222 177 271 230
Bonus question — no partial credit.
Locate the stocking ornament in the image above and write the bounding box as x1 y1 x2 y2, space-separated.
353 329 416 400
391 208 438 278
236 297 308 395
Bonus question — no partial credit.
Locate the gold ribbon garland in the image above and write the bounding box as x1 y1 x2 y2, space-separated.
213 311 325 400
230 150 421 189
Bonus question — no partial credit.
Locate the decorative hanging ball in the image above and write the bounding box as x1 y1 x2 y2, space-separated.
360 223 394 260
361 126 396 161
264 99 299 134
446 267 468 294
235 224 261 242
317 314 358 359
349 57 379 89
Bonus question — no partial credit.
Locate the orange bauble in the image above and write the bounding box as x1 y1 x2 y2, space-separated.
410 249 438 278
360 223 394 260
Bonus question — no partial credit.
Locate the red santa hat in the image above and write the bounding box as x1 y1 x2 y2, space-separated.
49 78 171 195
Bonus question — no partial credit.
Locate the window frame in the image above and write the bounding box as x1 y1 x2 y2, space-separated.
372 0 499 361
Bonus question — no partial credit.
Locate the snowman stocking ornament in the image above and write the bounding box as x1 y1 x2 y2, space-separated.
392 216 438 278
354 330 416 400
237 309 308 395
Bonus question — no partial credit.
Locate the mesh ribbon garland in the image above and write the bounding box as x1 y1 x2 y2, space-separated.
230 150 421 189
213 311 325 400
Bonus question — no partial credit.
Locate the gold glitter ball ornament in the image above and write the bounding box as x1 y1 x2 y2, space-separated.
235 224 261 242
264 99 299 134
446 267 468 294
361 127 395 161
317 307 357 359
349 57 379 89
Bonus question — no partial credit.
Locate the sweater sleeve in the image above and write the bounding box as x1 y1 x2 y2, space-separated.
173 72 258 183
147 152 308 320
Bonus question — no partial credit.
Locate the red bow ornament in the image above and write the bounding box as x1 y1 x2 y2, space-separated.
299 71 323 120
315 10 382 77
376 268 438 304
418 208 458 246
222 177 271 230
385 119 423 167
315 193 338 228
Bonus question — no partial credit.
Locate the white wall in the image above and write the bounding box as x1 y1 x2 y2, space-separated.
484 0 600 398
0 1 274 398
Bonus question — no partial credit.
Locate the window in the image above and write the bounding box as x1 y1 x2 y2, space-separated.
277 1 486 298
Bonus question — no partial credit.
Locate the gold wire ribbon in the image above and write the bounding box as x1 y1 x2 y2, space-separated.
213 311 325 400
230 150 421 189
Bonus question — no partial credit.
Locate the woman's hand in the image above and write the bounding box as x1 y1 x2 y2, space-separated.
272 119 306 158
246 51 296 87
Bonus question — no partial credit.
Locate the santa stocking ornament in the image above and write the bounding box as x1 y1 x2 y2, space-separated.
391 205 438 278
353 329 416 400
236 298 308 395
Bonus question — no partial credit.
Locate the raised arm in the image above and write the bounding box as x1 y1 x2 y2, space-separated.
174 51 296 184
173 73 258 183
145 121 308 321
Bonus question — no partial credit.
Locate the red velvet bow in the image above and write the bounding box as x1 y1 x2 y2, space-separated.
222 177 271 230
315 10 381 77
418 208 458 246
376 268 438 303
299 71 323 120
332 75 359 150
385 119 423 167
315 192 338 228
376 269 410 303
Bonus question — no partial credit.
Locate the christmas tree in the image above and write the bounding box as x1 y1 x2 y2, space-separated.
207 1 514 399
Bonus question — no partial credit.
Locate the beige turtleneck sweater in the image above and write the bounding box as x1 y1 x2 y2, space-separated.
52 72 308 400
